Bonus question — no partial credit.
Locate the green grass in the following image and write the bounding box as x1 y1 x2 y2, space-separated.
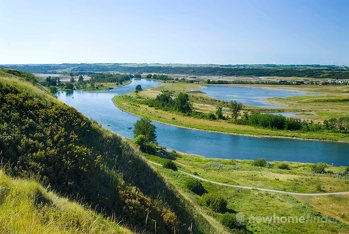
114 94 349 142
78 81 131 92
271 95 349 120
0 170 131 234
144 153 349 233
155 154 349 193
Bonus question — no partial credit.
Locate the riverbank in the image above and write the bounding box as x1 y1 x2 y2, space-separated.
113 95 349 143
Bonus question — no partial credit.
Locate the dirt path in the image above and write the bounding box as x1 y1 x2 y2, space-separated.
148 161 349 197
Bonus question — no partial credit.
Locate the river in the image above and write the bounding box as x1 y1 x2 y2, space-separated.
57 79 349 165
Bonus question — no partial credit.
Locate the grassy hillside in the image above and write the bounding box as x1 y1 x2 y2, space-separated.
144 153 349 233
0 69 216 233
0 170 131 233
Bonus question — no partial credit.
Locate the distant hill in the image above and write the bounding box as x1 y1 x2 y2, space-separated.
0 69 213 233
1 63 349 79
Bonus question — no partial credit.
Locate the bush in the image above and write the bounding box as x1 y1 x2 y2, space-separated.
312 163 328 174
134 135 155 153
49 86 58 94
339 167 349 176
186 180 207 196
324 117 349 133
208 113 216 120
203 194 227 213
278 163 290 170
253 158 267 167
163 160 178 171
220 213 238 229
134 134 147 147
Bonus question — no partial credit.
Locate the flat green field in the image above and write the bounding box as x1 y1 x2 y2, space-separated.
80 82 117 91
77 80 132 91
113 81 349 142
144 152 349 233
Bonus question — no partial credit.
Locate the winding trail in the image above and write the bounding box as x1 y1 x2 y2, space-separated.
148 161 349 197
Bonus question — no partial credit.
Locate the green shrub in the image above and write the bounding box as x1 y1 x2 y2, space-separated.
163 160 178 171
134 134 147 147
278 163 290 170
312 163 328 174
203 194 227 213
208 113 216 120
186 179 207 196
134 134 157 154
253 158 267 167
343 167 349 175
220 213 238 229
49 86 58 94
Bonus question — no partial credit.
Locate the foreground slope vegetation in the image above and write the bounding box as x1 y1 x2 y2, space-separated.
0 170 131 233
0 70 213 233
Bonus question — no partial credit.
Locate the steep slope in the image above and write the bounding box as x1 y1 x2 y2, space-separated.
0 70 213 233
0 170 131 233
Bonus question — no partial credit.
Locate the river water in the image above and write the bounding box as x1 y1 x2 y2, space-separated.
202 85 311 108
57 79 349 165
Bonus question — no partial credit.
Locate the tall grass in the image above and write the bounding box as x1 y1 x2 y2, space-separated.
0 170 130 234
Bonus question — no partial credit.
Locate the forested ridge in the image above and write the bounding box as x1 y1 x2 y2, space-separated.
2 63 349 79
0 69 210 233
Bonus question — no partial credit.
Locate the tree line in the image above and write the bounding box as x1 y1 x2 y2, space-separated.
235 112 349 133
138 88 349 134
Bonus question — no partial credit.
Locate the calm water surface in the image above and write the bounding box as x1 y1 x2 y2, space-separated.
202 85 312 108
57 80 349 165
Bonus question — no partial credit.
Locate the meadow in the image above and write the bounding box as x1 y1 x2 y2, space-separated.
142 151 349 233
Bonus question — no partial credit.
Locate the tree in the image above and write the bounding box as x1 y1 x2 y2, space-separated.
146 74 153 79
78 75 84 83
155 90 173 106
229 101 243 120
49 86 58 94
156 90 174 105
134 73 142 79
175 93 192 113
135 84 143 93
133 118 157 143
216 106 224 119
65 82 74 90
70 77 75 83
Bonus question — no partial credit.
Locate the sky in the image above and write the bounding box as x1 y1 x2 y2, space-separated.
1 0 349 65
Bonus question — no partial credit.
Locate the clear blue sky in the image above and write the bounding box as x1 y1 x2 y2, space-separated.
1 0 348 65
